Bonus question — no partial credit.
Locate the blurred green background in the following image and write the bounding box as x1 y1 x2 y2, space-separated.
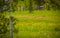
0 0 60 38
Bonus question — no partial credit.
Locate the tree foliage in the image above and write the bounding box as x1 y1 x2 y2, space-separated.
0 0 17 38
50 0 60 9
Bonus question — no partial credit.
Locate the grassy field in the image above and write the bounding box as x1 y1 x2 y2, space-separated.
11 10 60 38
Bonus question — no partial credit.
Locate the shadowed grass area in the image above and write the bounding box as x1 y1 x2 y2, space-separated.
11 10 60 38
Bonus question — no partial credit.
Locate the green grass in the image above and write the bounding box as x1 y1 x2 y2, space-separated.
9 10 60 38
13 10 60 16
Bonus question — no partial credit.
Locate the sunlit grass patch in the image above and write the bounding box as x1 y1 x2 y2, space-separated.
12 10 60 38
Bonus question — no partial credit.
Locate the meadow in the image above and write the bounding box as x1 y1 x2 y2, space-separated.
10 10 60 38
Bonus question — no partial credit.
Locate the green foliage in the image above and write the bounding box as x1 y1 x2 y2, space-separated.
50 0 60 9
0 13 9 38
0 14 9 34
29 0 33 13
0 0 17 38
0 13 17 38
34 0 45 5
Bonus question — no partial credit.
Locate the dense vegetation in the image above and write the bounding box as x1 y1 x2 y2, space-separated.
0 0 60 38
